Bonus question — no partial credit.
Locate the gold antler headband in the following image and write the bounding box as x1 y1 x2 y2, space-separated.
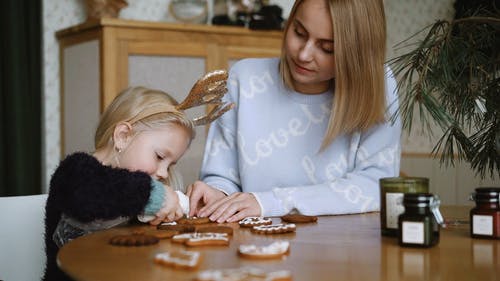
127 70 234 126
177 70 235 126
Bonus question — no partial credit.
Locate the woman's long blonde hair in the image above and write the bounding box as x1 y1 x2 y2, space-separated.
279 0 387 150
94 86 195 189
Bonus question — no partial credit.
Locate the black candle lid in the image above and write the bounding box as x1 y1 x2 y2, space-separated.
403 193 434 207
473 187 500 202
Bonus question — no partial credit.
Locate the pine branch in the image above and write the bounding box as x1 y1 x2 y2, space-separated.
389 11 500 178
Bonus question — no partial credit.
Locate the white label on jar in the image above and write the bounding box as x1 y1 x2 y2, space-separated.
386 192 404 229
472 215 493 236
402 221 425 244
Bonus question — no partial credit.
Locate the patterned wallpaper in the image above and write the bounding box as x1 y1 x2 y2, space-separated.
41 0 455 189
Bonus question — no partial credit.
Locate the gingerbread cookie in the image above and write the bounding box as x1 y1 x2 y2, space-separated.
132 228 178 239
109 234 159 246
154 250 201 269
238 217 273 228
195 267 292 281
172 232 230 247
281 214 318 223
177 216 211 225
251 223 296 234
238 241 290 259
157 222 196 233
196 225 234 235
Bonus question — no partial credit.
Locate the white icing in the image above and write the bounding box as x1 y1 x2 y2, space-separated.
239 217 272 225
253 223 296 232
155 250 200 267
159 221 177 226
172 232 229 242
196 267 291 281
239 241 289 255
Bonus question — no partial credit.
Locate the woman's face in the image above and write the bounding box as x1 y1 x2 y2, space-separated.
284 0 335 94
118 123 191 182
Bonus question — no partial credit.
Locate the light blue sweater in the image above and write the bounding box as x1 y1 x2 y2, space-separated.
200 58 401 217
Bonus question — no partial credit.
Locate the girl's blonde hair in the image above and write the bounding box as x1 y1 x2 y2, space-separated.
279 0 387 150
94 86 195 189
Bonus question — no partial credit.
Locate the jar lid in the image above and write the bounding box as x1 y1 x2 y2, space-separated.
475 187 500 193
472 187 500 202
380 177 429 184
403 193 434 207
403 193 444 225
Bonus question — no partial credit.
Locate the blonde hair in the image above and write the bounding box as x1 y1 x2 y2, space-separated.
279 0 387 150
95 86 195 189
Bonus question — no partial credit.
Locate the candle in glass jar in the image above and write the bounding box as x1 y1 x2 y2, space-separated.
379 177 429 237
470 187 500 239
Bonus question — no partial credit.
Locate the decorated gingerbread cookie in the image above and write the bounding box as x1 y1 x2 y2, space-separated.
238 241 290 259
157 222 196 233
251 223 296 234
238 217 273 228
108 234 159 246
154 250 201 269
172 232 230 247
195 267 292 281
281 214 318 223
177 216 211 225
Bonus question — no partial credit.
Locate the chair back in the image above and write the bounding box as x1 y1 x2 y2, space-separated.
0 194 48 281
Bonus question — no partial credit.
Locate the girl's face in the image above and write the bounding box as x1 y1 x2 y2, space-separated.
118 123 191 182
284 0 335 94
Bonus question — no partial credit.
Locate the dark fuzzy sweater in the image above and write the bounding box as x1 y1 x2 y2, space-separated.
42 152 153 281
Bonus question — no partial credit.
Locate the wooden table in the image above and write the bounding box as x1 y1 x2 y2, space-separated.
57 206 499 281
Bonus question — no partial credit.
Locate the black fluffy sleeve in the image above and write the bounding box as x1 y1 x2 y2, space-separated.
47 152 153 222
42 152 155 281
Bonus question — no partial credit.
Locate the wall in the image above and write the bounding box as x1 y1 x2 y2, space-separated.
42 0 498 199
42 0 291 191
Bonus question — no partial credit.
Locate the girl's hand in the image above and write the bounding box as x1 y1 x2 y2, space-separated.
186 180 226 217
198 192 261 223
149 185 183 225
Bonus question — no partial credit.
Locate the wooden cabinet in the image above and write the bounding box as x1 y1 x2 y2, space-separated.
57 18 283 185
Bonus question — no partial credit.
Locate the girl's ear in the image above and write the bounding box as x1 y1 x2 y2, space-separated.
113 122 133 151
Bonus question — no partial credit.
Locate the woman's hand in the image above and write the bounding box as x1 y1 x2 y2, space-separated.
186 180 226 217
149 185 183 225
198 192 261 223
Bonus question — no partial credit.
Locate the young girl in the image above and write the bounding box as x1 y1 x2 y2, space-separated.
188 0 401 222
42 80 230 280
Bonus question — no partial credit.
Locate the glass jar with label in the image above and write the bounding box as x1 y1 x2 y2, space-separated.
398 193 443 247
379 177 429 236
470 187 500 239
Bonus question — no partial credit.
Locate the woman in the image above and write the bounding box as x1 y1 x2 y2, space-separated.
188 0 401 222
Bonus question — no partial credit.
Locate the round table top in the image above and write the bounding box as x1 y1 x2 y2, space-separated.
58 206 499 281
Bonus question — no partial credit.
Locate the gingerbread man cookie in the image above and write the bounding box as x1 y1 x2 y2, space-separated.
251 223 296 234
238 241 290 259
195 267 292 281
172 232 230 247
238 217 273 228
154 250 201 269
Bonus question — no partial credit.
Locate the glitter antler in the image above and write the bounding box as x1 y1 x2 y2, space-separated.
175 70 235 126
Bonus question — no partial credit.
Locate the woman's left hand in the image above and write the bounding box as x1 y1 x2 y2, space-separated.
199 192 261 223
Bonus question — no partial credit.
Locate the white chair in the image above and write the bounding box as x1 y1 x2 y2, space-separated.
0 194 48 281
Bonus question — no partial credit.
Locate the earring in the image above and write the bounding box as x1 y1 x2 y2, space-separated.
114 147 122 167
